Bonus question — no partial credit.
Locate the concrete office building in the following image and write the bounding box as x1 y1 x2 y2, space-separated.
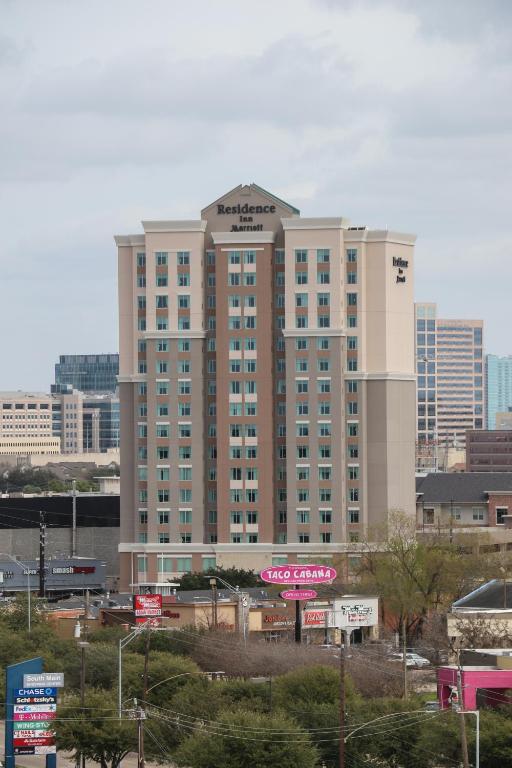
55 354 119 393
486 354 512 429
0 392 61 456
415 303 484 459
115 184 416 589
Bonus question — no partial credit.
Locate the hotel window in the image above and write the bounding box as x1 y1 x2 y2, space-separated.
137 295 146 310
317 337 330 350
348 336 358 350
179 467 192 481
158 489 169 503
348 315 357 328
347 293 357 306
244 250 256 264
317 249 330 263
320 510 332 524
157 447 169 460
318 423 331 437
319 467 332 481
497 507 507 525
296 271 308 285
347 359 358 371
318 271 330 284
156 252 168 266
245 294 256 308
318 292 330 306
319 445 331 459
296 316 308 328
244 273 256 286
346 248 357 262
245 381 257 394
137 275 146 288
177 557 192 572
156 317 168 331
136 253 146 267
295 337 308 350
244 316 256 329
158 533 169 544
158 511 169 525
349 489 359 502
178 360 190 374
177 251 190 265
137 555 148 573
156 295 168 309
246 490 258 503
348 446 359 459
348 423 358 437
296 467 310 481
296 423 309 437
208 274 216 287
347 272 357 284
276 273 285 287
297 445 309 459
179 295 190 309
275 249 285 264
156 339 169 352
156 274 168 287
228 295 241 308
230 360 241 373
179 425 192 438
179 489 192 503
157 404 169 417
178 339 190 352
296 358 308 373
318 380 331 394
244 360 256 374
296 402 309 416
318 359 330 372
276 293 285 308
318 314 330 328
321 532 332 543
319 489 332 503
156 361 168 374
347 380 358 393
296 293 308 308
348 402 358 415
297 510 310 524
228 273 240 286
231 534 243 544
348 509 360 523
139 511 148 525
299 534 310 543
229 251 241 264
247 511 258 524
318 401 331 416
138 361 147 374
296 380 308 394
349 466 359 480
295 249 308 263
138 382 147 396
157 468 169 482
179 510 192 524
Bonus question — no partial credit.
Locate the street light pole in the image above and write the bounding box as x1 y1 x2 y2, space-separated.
209 575 248 643
463 710 480 768
78 641 89 768
118 620 152 718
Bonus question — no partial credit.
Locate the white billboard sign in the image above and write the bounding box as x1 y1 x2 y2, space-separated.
331 598 379 629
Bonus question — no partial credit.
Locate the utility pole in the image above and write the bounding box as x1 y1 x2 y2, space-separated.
450 498 454 544
38 511 46 597
402 620 408 700
339 629 345 768
72 479 77 557
209 578 218 629
78 641 88 768
457 654 470 768
294 585 302 644
134 699 146 768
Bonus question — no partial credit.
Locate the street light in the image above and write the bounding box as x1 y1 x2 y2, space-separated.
0 553 32 633
118 620 152 718
463 710 480 768
344 709 433 743
146 671 206 695
77 640 89 768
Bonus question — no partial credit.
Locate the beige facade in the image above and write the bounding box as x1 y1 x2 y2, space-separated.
0 392 60 455
415 303 483 465
116 184 416 589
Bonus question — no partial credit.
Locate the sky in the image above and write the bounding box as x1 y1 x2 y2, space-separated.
1 0 511 390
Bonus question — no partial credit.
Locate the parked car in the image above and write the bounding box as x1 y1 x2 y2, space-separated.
389 652 431 668
424 700 440 711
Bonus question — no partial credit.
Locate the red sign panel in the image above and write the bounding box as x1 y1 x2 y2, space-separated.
304 610 327 626
133 594 162 617
13 737 55 747
135 616 161 627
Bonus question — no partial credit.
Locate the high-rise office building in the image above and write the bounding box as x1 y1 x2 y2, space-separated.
115 184 416 589
51 386 120 454
54 354 119 393
415 303 484 457
486 354 512 429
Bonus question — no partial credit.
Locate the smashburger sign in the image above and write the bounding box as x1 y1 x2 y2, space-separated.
133 594 162 617
259 564 336 585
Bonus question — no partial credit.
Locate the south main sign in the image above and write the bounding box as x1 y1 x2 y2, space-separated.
216 202 277 233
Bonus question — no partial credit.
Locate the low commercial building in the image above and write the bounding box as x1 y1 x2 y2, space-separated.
0 556 106 594
447 579 512 650
416 472 512 537
0 494 119 588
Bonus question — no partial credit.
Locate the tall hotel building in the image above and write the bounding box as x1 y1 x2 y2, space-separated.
115 184 416 589
415 303 484 456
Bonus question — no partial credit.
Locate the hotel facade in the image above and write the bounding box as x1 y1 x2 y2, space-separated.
115 184 416 590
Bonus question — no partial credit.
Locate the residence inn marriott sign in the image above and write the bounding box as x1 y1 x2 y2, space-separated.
115 183 416 590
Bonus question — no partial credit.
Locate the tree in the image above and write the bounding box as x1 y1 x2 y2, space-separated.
56 690 136 768
173 708 319 768
122 650 201 704
358 511 502 639
176 566 262 590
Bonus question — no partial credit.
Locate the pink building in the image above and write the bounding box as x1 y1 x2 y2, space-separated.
438 665 512 709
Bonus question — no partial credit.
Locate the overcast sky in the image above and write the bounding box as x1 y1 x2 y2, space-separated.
1 0 511 390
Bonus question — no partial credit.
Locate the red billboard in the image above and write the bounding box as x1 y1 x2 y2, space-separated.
133 594 162 617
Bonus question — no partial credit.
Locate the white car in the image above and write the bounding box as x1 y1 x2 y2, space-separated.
389 652 431 668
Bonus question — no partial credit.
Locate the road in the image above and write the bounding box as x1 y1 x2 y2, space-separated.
0 721 163 768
